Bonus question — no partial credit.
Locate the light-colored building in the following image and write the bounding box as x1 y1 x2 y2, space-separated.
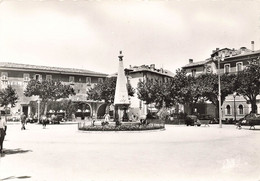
125 64 175 118
182 41 260 121
0 62 108 119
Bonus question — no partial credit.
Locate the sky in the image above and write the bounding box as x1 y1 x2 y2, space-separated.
0 0 260 75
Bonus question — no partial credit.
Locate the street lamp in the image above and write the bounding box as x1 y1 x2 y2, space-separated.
215 53 225 128
233 92 237 122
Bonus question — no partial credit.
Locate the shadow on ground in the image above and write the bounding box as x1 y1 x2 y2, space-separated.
1 148 32 156
1 176 31 180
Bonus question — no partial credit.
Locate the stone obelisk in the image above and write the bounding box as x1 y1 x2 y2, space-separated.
114 51 130 122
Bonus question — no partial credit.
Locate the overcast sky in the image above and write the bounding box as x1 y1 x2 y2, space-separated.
0 0 260 74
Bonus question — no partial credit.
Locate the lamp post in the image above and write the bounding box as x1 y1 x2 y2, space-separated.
233 92 237 122
216 54 224 128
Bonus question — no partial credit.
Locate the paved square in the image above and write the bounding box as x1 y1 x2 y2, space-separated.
1 122 260 181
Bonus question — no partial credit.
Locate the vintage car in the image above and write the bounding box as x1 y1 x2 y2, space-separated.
185 115 201 126
238 113 260 129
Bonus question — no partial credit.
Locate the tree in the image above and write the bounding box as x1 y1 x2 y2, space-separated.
137 78 176 109
0 85 19 120
235 63 260 113
86 77 135 104
198 73 236 105
172 69 204 114
24 79 75 115
197 73 236 117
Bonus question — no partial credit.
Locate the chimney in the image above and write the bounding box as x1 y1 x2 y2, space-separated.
251 41 254 52
189 59 193 64
216 48 219 51
150 64 155 69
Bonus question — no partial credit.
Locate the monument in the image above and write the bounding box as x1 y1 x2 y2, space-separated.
114 51 130 122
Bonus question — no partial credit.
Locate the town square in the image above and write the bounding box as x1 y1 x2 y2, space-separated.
1 122 260 181
1 0 260 181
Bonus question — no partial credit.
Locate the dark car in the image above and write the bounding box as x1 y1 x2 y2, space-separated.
198 114 217 124
239 113 260 126
185 115 201 126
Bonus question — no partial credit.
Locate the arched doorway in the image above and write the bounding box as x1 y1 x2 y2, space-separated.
75 102 91 119
96 104 108 119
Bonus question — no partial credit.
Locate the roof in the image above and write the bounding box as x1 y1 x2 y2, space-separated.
127 67 175 78
0 62 108 77
107 65 175 78
224 50 260 60
182 59 211 69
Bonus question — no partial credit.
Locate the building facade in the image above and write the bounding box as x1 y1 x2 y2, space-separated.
182 41 260 121
0 62 108 119
125 64 175 118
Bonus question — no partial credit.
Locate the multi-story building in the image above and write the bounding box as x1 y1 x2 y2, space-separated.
0 61 175 121
0 62 108 118
125 64 175 117
182 41 260 121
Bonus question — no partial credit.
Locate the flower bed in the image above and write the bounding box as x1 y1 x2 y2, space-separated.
78 121 165 131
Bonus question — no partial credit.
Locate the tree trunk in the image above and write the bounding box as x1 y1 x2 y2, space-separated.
250 98 257 113
190 103 194 115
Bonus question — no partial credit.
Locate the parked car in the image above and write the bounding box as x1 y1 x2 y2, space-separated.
239 113 260 126
198 114 217 124
185 115 201 126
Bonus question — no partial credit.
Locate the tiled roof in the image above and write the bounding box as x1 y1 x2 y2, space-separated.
108 66 175 78
0 62 107 77
224 50 260 60
182 59 211 68
127 67 174 77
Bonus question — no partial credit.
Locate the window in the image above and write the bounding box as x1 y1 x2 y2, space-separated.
98 78 103 83
226 105 231 115
239 105 244 115
224 64 230 73
1 72 8 81
46 75 52 81
23 73 30 82
86 77 91 84
69 76 75 83
236 62 243 72
191 69 196 77
35 74 42 81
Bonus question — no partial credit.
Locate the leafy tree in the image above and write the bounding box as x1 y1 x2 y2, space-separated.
137 79 158 105
137 78 176 109
86 77 134 104
235 63 260 113
24 79 75 115
198 73 236 105
0 85 19 120
173 69 204 114
197 73 236 117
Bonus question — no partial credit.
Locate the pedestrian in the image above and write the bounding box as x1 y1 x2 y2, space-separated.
41 115 47 129
20 112 26 130
0 115 7 154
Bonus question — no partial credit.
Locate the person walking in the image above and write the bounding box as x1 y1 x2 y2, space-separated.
41 115 47 129
20 112 26 130
0 115 7 154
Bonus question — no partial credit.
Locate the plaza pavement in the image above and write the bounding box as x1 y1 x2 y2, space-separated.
0 122 260 181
